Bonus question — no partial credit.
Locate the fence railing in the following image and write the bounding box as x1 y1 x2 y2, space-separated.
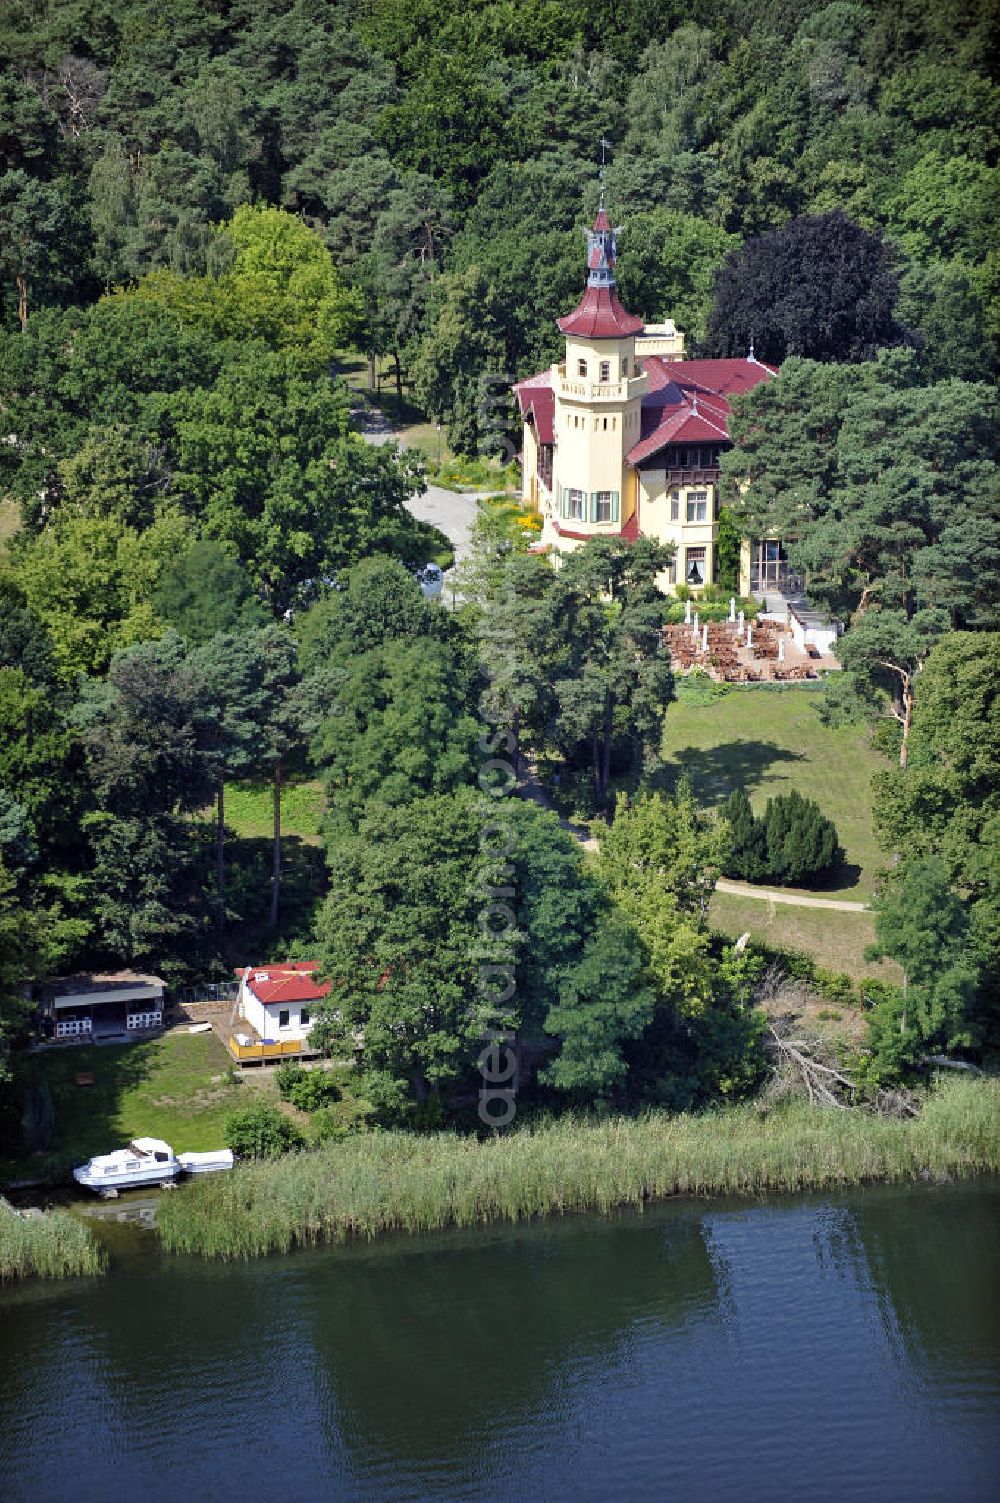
172 981 240 1007
227 1035 315 1062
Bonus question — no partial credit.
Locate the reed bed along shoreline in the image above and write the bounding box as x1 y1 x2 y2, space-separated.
0 1198 105 1283
157 1077 1000 1262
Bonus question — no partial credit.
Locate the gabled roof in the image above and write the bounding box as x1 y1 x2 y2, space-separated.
626 355 776 466
238 962 331 1006
512 353 777 469
513 380 555 445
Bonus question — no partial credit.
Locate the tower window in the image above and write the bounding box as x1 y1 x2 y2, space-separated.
577 358 588 378
599 360 611 382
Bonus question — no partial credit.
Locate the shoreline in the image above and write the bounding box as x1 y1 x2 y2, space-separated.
157 1077 1000 1263
5 1077 998 1281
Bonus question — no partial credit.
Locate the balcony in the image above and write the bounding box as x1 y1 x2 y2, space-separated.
664 467 720 486
553 363 647 403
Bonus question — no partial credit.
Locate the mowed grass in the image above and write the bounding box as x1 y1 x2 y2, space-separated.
0 496 21 555
660 684 889 899
2 1030 245 1184
222 779 326 844
709 891 902 983
157 1077 1000 1261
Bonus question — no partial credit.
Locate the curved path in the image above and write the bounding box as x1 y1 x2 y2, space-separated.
521 762 869 910
353 398 484 568
714 878 868 912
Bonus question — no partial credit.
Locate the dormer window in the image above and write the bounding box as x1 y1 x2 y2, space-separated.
577 358 588 378
599 360 611 382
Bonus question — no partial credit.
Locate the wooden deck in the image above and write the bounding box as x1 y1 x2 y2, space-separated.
226 1034 320 1066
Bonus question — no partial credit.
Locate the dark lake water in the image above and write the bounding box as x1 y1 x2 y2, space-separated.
2 1180 999 1502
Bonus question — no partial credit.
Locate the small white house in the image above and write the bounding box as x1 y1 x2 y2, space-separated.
236 962 330 1043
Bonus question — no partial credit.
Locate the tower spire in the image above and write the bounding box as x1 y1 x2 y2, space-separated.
598 135 611 214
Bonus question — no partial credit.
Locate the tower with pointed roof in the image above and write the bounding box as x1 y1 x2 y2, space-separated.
513 196 778 595
545 204 649 540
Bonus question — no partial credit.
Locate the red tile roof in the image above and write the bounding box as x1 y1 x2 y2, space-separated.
626 355 775 466
525 387 555 444
512 354 777 471
238 962 331 1007
557 283 645 339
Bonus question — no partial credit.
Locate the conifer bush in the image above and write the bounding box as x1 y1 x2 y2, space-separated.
721 788 842 886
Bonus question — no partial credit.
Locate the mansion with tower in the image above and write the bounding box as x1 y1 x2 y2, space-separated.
514 204 791 599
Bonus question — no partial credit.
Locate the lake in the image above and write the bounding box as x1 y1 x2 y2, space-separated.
1 1180 998 1501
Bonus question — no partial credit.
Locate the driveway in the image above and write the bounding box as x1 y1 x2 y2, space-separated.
353 399 487 571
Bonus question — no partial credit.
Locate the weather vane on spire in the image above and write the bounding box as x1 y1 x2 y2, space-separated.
599 136 612 210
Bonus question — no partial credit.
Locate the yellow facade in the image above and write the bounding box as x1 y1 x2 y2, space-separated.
524 321 721 595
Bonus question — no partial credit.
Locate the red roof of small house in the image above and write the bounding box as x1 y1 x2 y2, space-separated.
525 388 555 444
237 962 331 1006
557 284 645 339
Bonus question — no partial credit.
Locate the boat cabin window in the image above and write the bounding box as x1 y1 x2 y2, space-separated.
154 1151 168 1162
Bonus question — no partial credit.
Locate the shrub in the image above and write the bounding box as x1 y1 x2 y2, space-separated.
720 788 768 880
721 789 842 886
358 1070 410 1128
224 1100 305 1159
274 1061 303 1099
275 1062 340 1112
675 669 731 707
310 1107 350 1145
763 790 842 884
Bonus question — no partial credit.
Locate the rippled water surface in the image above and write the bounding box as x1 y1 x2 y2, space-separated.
2 1180 999 1502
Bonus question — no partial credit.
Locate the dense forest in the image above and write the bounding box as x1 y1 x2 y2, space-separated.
1 0 998 1130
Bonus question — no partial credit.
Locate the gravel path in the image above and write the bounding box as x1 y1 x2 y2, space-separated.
714 878 868 911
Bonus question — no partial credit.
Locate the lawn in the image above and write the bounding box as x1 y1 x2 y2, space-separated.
660 683 890 899
0 496 20 555
2 1030 248 1185
708 891 902 983
222 778 326 844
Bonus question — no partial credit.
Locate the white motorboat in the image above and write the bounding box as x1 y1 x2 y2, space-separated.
73 1136 182 1192
177 1149 234 1175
